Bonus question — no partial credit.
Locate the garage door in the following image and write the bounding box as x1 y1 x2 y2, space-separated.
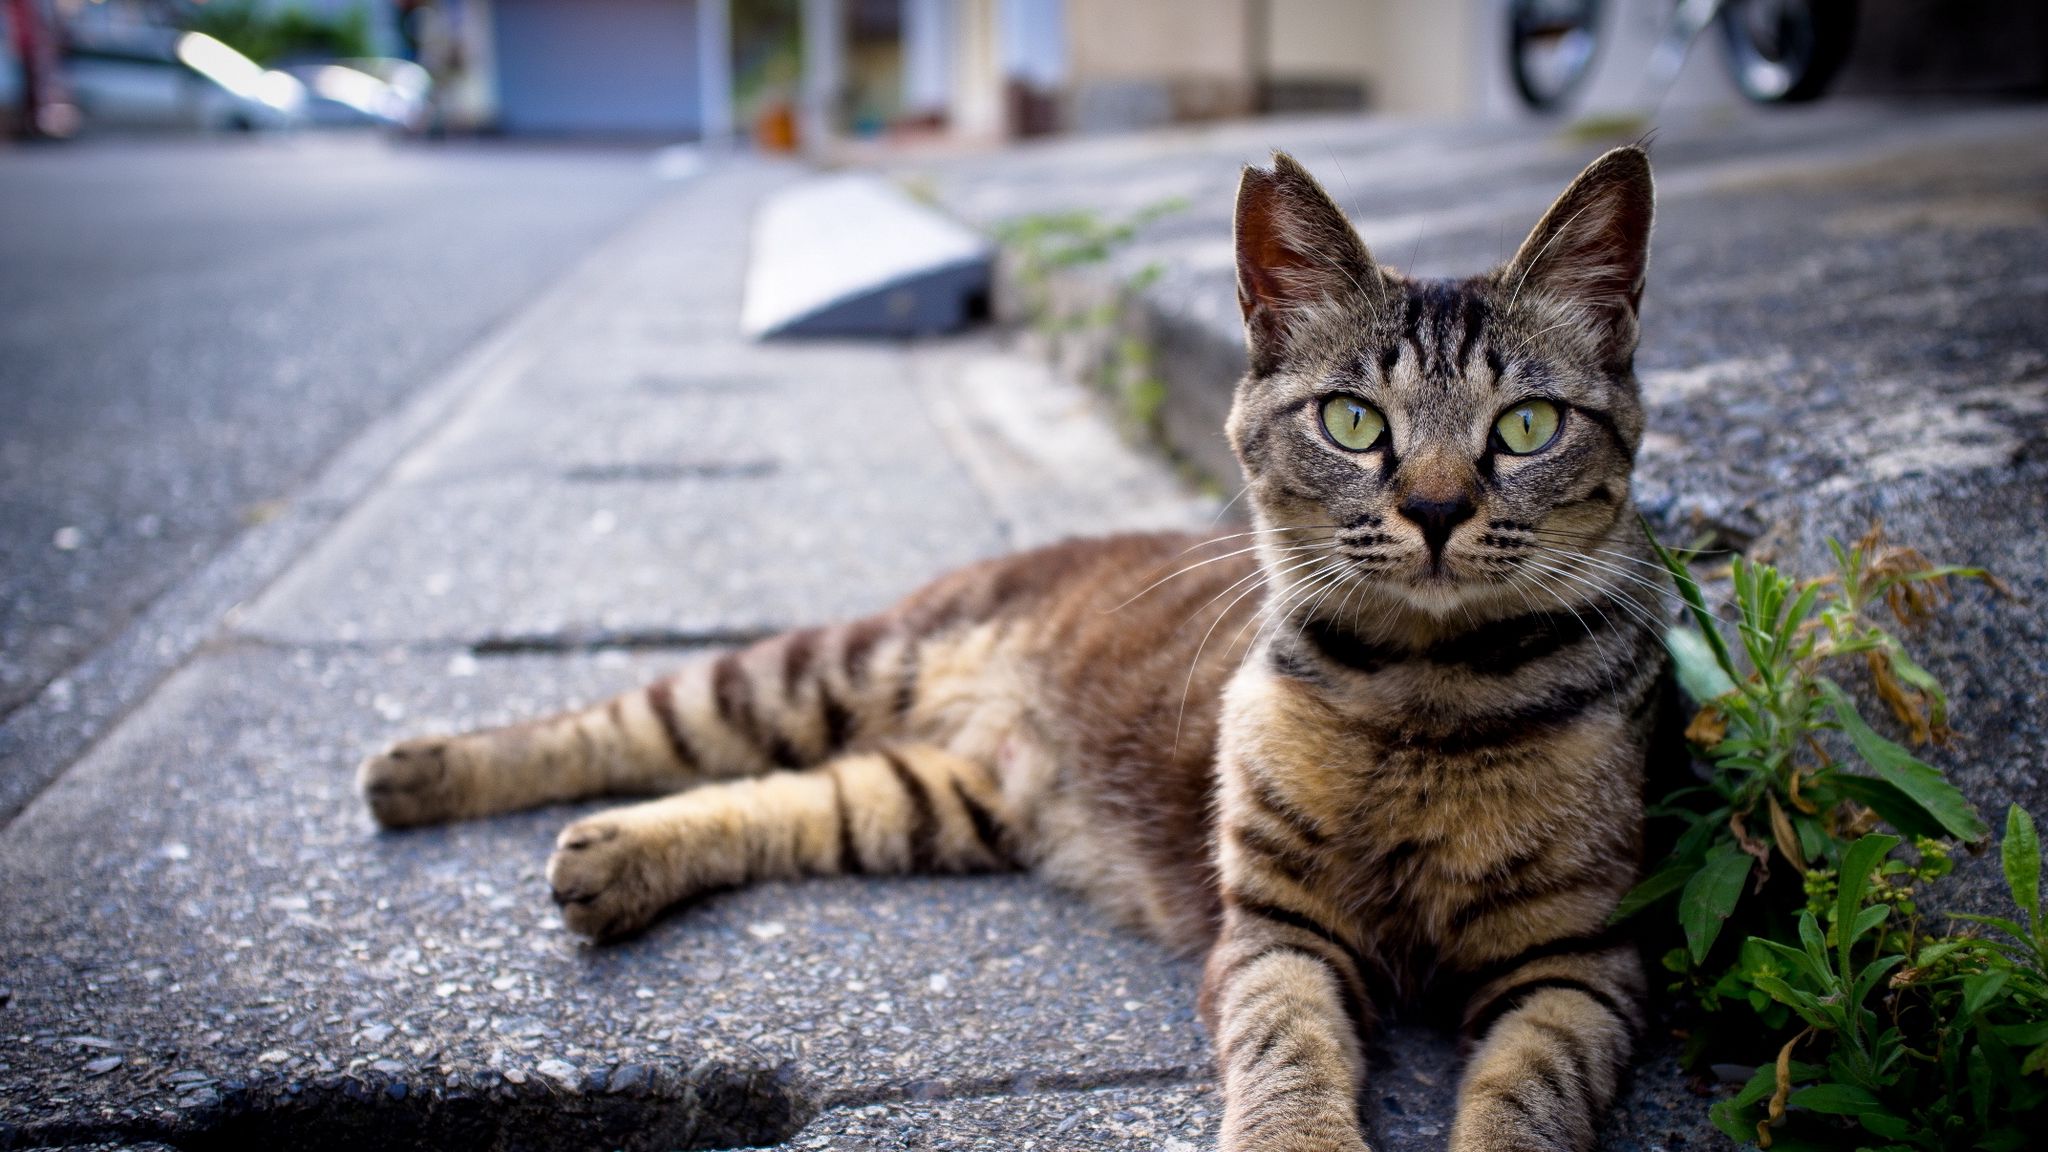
493 0 702 135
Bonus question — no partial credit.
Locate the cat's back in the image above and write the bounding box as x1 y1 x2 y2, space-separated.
897 530 1267 689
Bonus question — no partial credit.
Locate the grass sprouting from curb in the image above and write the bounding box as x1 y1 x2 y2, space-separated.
991 201 1186 440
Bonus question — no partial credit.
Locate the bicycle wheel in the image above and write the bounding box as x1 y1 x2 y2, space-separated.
1718 0 1857 103
1508 0 1604 113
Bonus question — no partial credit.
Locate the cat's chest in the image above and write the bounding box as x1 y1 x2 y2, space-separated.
1233 669 1587 837
1223 662 1633 954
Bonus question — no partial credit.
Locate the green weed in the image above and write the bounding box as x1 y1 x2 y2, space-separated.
991 201 1184 439
1631 526 2045 1148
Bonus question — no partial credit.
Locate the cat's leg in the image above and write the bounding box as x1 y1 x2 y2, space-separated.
1448 937 1645 1152
544 743 1011 940
1201 901 1375 1152
359 616 917 827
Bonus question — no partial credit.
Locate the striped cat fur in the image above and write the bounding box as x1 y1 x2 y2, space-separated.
360 146 1672 1151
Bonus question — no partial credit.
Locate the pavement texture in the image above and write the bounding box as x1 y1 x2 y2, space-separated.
3 101 2046 1152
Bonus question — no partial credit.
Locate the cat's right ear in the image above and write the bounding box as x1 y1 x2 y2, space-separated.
1235 152 1376 375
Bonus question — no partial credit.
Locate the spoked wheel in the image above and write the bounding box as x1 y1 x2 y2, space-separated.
1508 0 1605 113
1717 0 1857 103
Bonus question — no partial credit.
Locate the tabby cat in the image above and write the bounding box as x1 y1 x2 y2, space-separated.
360 147 1669 1151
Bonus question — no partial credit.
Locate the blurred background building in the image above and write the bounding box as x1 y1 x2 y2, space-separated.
6 0 2046 143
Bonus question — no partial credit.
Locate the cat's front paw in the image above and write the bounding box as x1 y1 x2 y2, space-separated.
358 737 466 828
546 817 672 941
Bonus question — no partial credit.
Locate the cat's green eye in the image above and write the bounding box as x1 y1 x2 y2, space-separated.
1320 396 1387 452
1494 400 1562 455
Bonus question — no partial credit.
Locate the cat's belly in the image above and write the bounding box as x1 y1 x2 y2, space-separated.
886 531 1267 951
902 620 1230 951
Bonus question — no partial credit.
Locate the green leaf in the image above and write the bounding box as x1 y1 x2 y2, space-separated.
1970 1044 1994 1126
1916 940 1966 968
1796 815 1832 864
1829 774 1954 842
1949 913 2040 954
1731 1063 1781 1108
1991 1020 2048 1047
1708 1097 1759 1145
1820 680 1989 843
1850 903 1891 946
1964 969 2011 1018
1753 936 1823 984
2004 804 2041 931
1609 860 1696 924
1790 1081 1884 1114
1665 625 1738 704
1774 581 1826 664
1859 1111 1915 1140
1643 523 1740 682
1682 846 1754 963
1799 912 1830 971
1837 834 1902 974
1672 813 1724 863
1756 1136 1838 1152
1752 974 1836 1029
1980 1129 2032 1152
1852 953 1909 1004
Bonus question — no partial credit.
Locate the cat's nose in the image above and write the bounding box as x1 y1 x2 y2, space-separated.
1397 493 1476 560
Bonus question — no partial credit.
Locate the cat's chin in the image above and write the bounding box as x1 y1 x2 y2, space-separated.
1385 573 1507 620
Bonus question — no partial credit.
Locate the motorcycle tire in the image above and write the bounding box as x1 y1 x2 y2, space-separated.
1508 0 1605 113
1718 0 1858 103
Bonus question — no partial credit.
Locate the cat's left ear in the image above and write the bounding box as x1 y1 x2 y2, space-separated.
1502 146 1655 365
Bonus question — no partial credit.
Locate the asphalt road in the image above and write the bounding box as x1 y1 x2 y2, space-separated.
0 136 663 718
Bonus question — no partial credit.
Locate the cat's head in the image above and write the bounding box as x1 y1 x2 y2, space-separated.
1227 147 1654 625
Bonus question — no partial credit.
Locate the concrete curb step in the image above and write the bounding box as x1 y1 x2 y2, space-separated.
1 1060 798 1152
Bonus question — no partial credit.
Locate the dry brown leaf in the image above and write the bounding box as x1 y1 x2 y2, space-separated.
1730 809 1772 880
1787 766 1820 816
1685 705 1728 749
1867 649 1933 745
1759 1027 1811 1148
1767 792 1807 872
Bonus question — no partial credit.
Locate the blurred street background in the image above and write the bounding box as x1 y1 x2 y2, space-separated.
2 2 2046 1150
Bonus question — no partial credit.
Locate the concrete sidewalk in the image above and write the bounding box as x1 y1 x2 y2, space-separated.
0 158 1233 1150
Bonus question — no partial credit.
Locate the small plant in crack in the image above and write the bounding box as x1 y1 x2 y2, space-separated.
991 201 1184 443
991 198 1185 340
1623 523 2046 1149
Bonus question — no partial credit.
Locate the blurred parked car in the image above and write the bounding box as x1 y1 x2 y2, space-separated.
281 57 430 130
63 28 305 133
